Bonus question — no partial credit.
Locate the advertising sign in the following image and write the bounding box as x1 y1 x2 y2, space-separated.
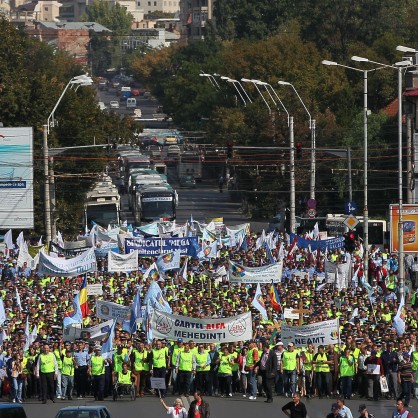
281 319 340 347
390 204 418 252
0 127 34 228
151 310 253 343
125 237 199 257
228 260 283 283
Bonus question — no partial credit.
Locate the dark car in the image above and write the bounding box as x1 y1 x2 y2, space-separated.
179 174 196 188
54 406 113 418
0 404 28 418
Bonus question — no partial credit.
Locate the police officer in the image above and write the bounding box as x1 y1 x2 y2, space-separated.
73 340 90 399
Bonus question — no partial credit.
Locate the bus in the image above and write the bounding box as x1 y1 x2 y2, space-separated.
84 181 121 228
178 152 202 182
134 184 178 224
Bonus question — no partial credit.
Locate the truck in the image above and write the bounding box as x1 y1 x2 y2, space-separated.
133 184 178 224
84 181 121 228
178 152 202 182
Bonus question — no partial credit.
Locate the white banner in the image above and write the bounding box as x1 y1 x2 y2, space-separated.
96 300 129 321
228 260 282 283
87 284 103 296
38 247 96 276
151 310 252 343
325 259 351 290
108 250 138 272
63 319 114 342
281 319 339 347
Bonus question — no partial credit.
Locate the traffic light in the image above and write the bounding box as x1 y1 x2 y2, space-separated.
227 142 233 159
344 232 357 253
296 142 302 159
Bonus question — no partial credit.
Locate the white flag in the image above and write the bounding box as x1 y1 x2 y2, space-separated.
37 236 43 246
3 229 14 250
0 298 6 325
57 231 64 248
15 288 22 310
313 222 320 240
251 283 268 320
16 232 24 248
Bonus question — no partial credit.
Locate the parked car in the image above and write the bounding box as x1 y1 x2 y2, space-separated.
167 145 181 157
179 174 196 188
0 403 28 418
54 406 113 418
98 102 107 111
109 101 119 109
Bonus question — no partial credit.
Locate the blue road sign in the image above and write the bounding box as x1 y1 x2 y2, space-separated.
345 201 357 214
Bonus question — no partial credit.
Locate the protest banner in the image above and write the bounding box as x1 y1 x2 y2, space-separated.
281 319 339 347
49 241 91 257
150 377 166 390
289 233 344 252
151 310 252 343
283 308 300 320
87 284 103 296
63 319 114 342
108 250 138 272
38 247 96 276
94 241 119 257
228 260 282 283
125 237 199 257
96 300 129 321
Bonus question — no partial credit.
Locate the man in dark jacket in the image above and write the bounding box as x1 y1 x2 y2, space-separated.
188 391 210 418
255 342 278 403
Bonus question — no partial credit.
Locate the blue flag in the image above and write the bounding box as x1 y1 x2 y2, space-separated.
63 293 82 328
143 280 172 313
101 319 116 359
156 250 181 271
263 242 275 264
122 289 142 334
240 236 248 251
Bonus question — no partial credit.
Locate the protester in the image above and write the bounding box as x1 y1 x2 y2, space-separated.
188 391 210 418
326 403 343 418
0 223 415 415
358 404 375 418
255 341 277 403
161 398 188 418
392 400 412 418
281 393 308 418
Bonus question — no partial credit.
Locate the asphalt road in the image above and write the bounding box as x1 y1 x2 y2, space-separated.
8 393 404 418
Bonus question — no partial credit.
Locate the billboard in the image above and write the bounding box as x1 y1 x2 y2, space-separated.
0 127 34 228
390 204 418 252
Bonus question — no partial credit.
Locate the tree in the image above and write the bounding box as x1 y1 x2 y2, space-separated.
81 0 133 35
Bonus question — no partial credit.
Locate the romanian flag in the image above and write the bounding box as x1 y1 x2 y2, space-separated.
79 275 91 318
269 282 281 312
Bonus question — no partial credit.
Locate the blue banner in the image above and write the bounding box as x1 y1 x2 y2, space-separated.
289 233 344 251
125 237 199 257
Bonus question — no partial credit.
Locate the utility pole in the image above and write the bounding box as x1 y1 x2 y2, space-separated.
407 115 413 204
290 116 295 233
43 124 52 245
347 147 353 202
310 119 316 199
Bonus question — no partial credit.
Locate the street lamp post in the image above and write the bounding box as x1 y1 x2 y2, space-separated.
277 81 316 200
44 75 93 244
250 79 295 232
350 55 412 295
241 78 272 114
199 72 220 89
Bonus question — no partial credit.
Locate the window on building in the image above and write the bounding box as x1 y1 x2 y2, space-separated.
154 1 156 5
44 6 48 10
137 1 140 5
148 1 150 5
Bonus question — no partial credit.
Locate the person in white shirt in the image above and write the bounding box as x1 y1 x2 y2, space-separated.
336 397 353 418
160 398 187 418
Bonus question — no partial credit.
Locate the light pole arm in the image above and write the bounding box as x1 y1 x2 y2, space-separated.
252 82 271 114
47 79 74 133
265 84 289 127
288 83 312 129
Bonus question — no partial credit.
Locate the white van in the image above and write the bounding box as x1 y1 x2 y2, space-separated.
126 98 137 108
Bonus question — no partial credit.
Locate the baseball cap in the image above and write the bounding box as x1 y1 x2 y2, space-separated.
177 338 183 343
403 352 411 357
331 403 339 410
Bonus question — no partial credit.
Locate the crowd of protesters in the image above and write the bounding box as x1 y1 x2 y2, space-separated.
0 228 417 417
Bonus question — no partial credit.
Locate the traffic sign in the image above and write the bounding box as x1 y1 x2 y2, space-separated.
307 198 317 209
344 201 357 214
307 208 317 218
343 215 359 230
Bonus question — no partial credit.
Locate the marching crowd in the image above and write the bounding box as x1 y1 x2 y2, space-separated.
0 228 417 418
